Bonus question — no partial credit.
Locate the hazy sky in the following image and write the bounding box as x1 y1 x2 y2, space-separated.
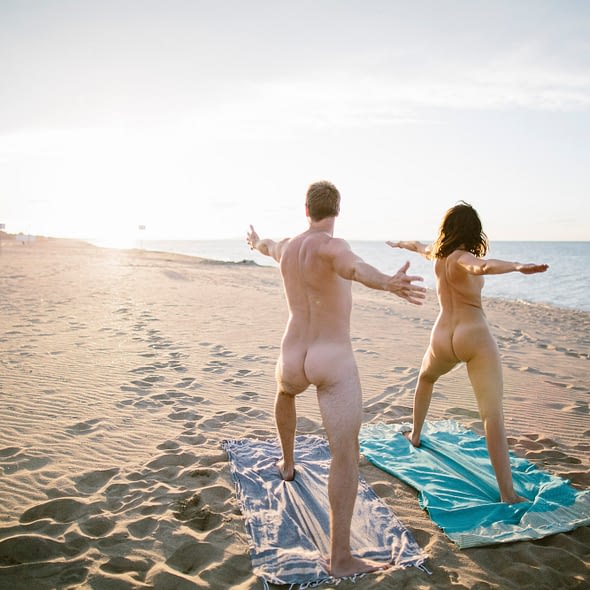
1 0 589 243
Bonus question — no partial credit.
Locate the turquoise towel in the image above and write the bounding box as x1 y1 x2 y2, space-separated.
222 435 428 588
360 420 590 548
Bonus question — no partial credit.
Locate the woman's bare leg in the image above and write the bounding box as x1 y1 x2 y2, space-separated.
408 347 456 446
466 345 526 503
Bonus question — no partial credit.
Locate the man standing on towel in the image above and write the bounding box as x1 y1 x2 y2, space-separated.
247 180 426 577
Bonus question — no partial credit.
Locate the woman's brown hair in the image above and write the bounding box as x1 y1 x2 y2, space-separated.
432 202 488 258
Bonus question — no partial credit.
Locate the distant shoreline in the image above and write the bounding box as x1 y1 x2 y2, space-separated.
2 232 588 311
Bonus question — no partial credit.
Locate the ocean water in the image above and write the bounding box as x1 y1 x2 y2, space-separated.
121 239 589 312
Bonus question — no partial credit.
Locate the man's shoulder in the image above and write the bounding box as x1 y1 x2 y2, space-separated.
321 236 352 255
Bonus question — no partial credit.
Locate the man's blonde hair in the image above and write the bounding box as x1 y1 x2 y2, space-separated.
306 181 340 221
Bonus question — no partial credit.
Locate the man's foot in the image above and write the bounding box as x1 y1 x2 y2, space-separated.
329 555 388 579
276 458 296 481
402 430 421 447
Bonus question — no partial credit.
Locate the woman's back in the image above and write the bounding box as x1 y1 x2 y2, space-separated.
432 251 494 364
435 251 485 315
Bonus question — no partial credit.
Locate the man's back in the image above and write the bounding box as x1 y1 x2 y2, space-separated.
277 229 357 392
280 230 353 342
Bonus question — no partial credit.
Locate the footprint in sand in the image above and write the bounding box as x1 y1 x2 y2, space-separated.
242 353 269 362
129 365 157 374
223 377 246 386
447 407 480 420
0 447 20 459
525 449 581 465
132 398 163 410
516 439 544 452
391 366 419 378
163 538 224 577
188 467 218 481
150 340 172 351
127 516 159 539
146 452 199 471
0 535 88 568
174 377 197 388
354 348 379 356
66 418 103 436
142 375 166 384
365 400 392 414
178 432 207 445
212 348 236 358
79 515 116 538
0 449 50 474
569 401 589 414
20 497 100 524
236 390 259 401
149 392 176 406
235 406 267 419
74 468 120 495
168 408 203 422
382 405 413 420
100 555 153 577
202 360 228 374
174 485 230 527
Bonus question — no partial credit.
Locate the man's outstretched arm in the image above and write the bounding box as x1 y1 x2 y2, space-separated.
247 225 289 263
329 239 426 305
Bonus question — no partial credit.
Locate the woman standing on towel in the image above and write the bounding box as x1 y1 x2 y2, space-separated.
388 202 548 504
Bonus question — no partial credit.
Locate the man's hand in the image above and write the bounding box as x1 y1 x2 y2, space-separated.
246 225 288 262
386 261 426 305
247 225 260 251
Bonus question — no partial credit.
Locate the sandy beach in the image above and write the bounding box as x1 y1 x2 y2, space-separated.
0 236 588 590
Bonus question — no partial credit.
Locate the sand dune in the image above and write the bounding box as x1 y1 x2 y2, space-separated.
0 237 588 589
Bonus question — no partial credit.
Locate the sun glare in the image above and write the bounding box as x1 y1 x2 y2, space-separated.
91 235 142 251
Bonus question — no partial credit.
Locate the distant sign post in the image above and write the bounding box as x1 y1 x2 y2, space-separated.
138 225 146 249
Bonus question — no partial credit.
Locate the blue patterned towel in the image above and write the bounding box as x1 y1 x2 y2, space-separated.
360 420 590 548
222 435 428 588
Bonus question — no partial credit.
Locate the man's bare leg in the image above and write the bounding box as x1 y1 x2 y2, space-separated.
275 389 297 481
317 376 387 577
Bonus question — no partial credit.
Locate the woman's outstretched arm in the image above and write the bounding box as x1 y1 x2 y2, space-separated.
386 240 433 259
456 251 549 275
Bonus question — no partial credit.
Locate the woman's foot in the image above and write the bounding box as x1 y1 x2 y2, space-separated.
403 429 421 447
503 493 528 504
